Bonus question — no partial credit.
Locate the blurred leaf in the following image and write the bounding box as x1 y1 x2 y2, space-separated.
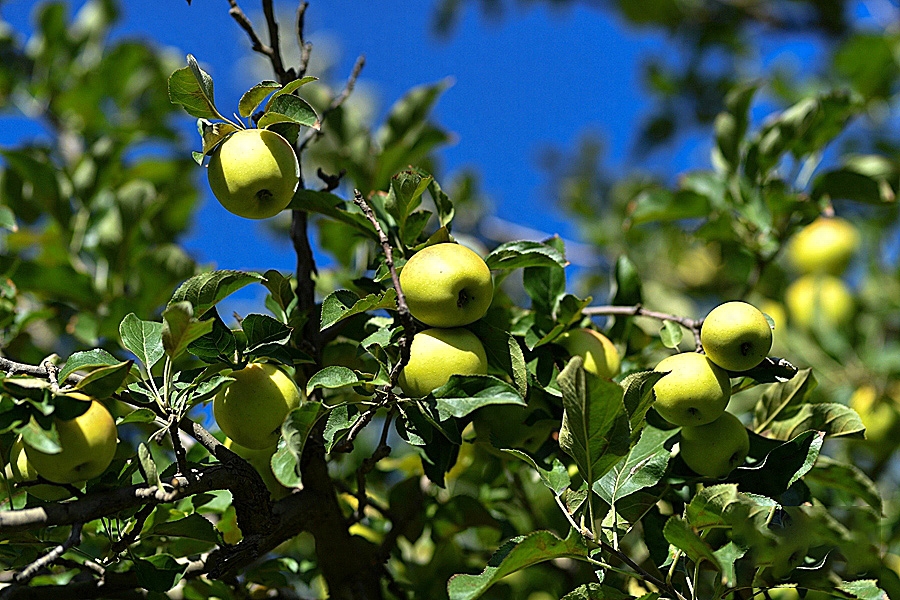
446 529 590 600
812 168 892 204
558 357 631 487
0 206 17 232
838 579 888 600
320 288 397 331
629 189 710 225
272 403 324 488
120 313 164 373
806 456 882 515
610 255 642 306
169 270 264 317
485 240 567 270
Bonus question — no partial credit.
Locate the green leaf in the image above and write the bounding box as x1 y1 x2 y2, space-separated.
503 450 571 497
59 349 121 382
628 189 710 225
72 360 133 399
198 119 239 156
120 313 165 373
428 177 455 228
806 455 882 515
117 408 158 425
812 168 892 205
0 206 17 232
167 54 224 120
261 270 295 314
323 404 357 453
320 288 397 331
151 513 218 543
431 375 525 419
753 368 817 434
731 430 824 497
242 313 291 351
169 270 264 317
766 402 865 440
290 190 377 238
187 312 237 363
658 320 683 348
620 370 666 441
20 416 60 454
133 553 186 593
385 168 432 229
560 583 634 600
268 76 318 103
272 403 324 488
238 80 280 117
558 357 632 487
663 515 721 570
838 579 888 600
306 366 360 395
593 426 676 505
138 442 162 488
446 529 590 600
258 94 319 129
162 301 213 360
485 240 568 270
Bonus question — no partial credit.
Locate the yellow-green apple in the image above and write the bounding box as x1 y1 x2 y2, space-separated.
224 438 291 500
653 352 731 427
556 328 620 379
679 410 749 477
399 243 493 328
207 128 300 220
785 274 854 331
398 328 488 397
787 216 859 275
23 398 118 484
214 362 303 449
700 301 773 372
4 437 73 500
849 385 898 445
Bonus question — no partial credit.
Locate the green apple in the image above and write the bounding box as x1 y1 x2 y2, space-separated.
399 243 493 328
224 438 291 501
849 385 898 445
679 410 749 478
787 216 859 275
214 362 303 450
652 352 731 427
4 437 73 500
207 128 300 220
556 328 620 379
23 398 118 484
700 301 773 372
398 328 488 398
785 274 854 331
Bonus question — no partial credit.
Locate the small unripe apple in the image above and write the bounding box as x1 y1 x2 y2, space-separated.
4 437 73 500
679 411 749 478
653 352 731 427
207 128 300 220
224 438 291 500
700 301 773 372
787 216 859 275
398 328 488 398
399 243 493 328
214 362 303 450
556 328 620 379
785 274 854 331
23 398 118 484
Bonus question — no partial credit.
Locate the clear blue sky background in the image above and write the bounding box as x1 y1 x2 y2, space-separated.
0 1 828 293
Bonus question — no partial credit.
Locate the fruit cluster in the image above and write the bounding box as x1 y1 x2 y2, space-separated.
653 301 774 478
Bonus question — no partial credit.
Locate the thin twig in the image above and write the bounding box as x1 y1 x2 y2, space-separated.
110 503 155 554
295 2 312 77
582 304 704 349
226 0 287 82
261 0 288 82
352 409 395 522
15 522 83 583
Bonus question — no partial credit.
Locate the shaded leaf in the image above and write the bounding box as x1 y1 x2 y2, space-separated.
593 425 676 505
272 403 324 488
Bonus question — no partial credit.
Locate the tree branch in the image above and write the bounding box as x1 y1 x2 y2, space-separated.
582 304 704 348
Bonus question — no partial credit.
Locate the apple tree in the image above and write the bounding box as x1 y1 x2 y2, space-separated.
1 1 899 599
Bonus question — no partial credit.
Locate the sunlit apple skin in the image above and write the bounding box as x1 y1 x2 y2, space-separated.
652 352 731 427
679 411 749 478
23 399 118 484
398 328 488 398
224 438 291 501
214 363 303 450
787 216 859 275
4 438 73 500
785 274 854 331
207 128 300 220
557 328 620 379
399 243 493 328
701 301 773 372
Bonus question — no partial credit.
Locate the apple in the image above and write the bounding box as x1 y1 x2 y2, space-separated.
766 507 814 580
849 385 898 445
399 243 493 328
214 362 303 450
23 398 118 484
556 328 620 379
679 410 749 478
652 352 731 427
207 128 300 220
4 437 73 500
224 438 291 501
472 393 557 452
398 328 488 398
700 301 773 372
785 274 854 331
787 216 859 275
